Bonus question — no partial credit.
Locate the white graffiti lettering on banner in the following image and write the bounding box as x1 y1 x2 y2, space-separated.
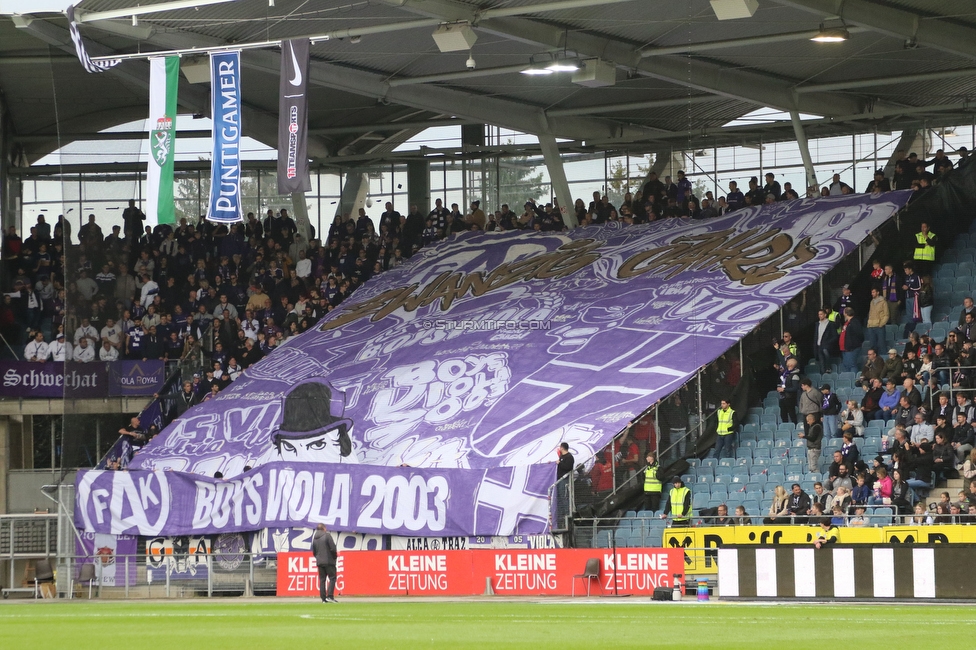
366 354 510 447
357 474 448 532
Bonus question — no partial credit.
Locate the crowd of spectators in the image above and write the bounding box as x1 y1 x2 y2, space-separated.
0 148 965 420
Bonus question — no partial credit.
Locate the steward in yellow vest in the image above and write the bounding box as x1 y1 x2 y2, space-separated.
642 453 662 512
661 477 691 526
913 222 937 273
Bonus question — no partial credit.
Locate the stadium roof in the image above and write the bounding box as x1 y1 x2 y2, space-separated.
2 0 976 165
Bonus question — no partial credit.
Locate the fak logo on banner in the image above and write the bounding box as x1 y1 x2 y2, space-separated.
77 192 911 538
277 38 311 195
206 50 244 223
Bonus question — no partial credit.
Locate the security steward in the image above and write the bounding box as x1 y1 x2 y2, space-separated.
814 517 839 549
713 398 737 459
642 452 662 512
660 476 692 527
913 222 937 275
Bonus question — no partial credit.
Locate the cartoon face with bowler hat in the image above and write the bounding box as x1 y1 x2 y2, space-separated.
272 379 358 463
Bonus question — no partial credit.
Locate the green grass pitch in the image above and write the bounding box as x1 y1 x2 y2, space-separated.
0 599 973 649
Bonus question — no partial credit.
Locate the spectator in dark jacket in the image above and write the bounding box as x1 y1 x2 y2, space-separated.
840 307 864 373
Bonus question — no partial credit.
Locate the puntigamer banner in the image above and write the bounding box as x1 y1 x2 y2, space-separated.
78 192 910 536
206 50 243 223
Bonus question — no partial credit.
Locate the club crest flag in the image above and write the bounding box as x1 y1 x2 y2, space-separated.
277 38 311 195
206 50 244 223
147 57 179 226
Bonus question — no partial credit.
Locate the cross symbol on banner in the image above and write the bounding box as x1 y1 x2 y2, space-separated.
469 330 693 458
475 466 549 536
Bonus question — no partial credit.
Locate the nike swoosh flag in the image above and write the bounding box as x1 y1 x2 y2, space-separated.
277 38 311 195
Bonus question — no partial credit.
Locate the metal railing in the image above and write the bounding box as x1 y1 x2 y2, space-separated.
553 409 721 534
19 553 279 600
0 514 58 598
571 511 935 550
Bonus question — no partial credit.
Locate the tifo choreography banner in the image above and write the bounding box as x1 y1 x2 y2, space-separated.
77 193 910 537
74 462 552 536
276 548 683 597
206 50 243 223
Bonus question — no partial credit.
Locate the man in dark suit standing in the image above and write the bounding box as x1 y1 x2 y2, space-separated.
814 308 839 374
312 523 338 603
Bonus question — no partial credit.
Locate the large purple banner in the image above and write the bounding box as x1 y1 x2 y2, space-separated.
76 193 911 536
75 462 552 537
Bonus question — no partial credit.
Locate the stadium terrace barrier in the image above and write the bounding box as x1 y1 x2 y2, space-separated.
717 545 976 599
663 525 976 574
276 548 684 597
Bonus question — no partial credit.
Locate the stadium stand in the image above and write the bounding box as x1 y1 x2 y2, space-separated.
584 152 976 546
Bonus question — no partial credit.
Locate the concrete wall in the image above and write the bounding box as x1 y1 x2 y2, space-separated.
6 470 72 514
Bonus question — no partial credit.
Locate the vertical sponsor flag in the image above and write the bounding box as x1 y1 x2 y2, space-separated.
206 50 244 223
147 57 179 226
65 5 122 73
277 38 311 195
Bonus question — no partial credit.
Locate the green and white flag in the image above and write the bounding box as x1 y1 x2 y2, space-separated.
147 56 179 226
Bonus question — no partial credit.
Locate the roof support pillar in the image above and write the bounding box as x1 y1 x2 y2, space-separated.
290 192 313 243
882 128 920 181
790 110 818 194
539 135 576 227
337 170 369 220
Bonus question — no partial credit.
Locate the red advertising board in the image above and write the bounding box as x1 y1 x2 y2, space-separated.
277 548 683 597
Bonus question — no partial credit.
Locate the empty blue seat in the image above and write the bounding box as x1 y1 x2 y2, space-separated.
871 507 893 526
701 458 717 468
718 457 735 467
757 439 774 449
738 441 756 452
730 474 747 484
597 530 612 547
715 466 733 477
693 493 710 509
